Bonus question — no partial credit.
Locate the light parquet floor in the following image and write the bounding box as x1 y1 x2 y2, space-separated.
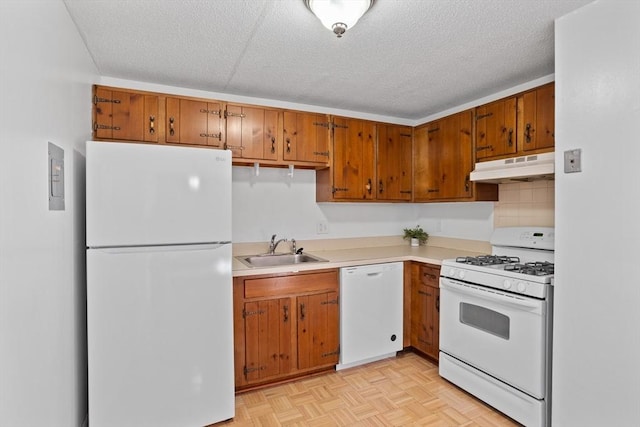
219 352 520 427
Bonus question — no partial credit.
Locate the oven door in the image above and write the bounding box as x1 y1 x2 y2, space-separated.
439 277 547 398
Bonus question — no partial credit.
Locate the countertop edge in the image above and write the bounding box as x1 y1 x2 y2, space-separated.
232 245 486 277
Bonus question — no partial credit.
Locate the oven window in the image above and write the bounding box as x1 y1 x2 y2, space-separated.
459 302 510 340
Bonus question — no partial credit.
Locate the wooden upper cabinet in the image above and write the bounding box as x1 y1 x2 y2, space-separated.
283 112 330 164
93 86 159 143
475 97 517 161
165 97 224 148
225 104 278 160
414 121 442 201
331 117 377 200
377 124 413 201
520 82 555 152
476 82 555 161
415 110 495 202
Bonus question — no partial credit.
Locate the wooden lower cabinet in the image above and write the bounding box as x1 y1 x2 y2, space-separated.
410 262 440 361
234 269 339 390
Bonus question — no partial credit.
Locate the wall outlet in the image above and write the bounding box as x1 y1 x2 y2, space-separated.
316 222 329 234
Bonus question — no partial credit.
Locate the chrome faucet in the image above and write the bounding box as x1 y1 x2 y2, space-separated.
268 234 288 254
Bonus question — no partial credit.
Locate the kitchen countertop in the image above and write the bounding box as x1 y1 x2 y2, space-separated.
232 243 487 277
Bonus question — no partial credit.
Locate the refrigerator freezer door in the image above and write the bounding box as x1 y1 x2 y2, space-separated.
87 244 234 427
86 141 231 247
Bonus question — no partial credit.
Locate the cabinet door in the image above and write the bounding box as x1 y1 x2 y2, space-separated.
165 97 223 148
410 264 440 360
475 98 517 160
283 112 330 163
93 87 158 142
414 122 442 201
225 105 278 160
297 291 339 370
377 124 412 201
243 298 292 383
440 110 473 199
520 83 555 152
332 117 376 200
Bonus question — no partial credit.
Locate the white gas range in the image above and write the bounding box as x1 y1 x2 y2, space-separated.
439 227 554 427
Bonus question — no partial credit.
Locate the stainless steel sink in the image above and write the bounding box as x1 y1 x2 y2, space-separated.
236 252 329 268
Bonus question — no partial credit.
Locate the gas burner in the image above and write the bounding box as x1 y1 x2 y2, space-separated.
455 255 520 266
504 262 555 276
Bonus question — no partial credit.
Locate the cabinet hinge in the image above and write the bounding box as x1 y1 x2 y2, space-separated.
475 112 493 121
330 122 348 130
332 187 349 194
320 298 339 305
476 145 493 152
313 151 330 157
224 110 246 119
243 365 266 376
400 133 412 138
242 309 265 318
321 348 340 358
200 108 221 116
313 122 331 128
428 127 440 133
93 95 121 105
93 122 121 131
400 190 412 194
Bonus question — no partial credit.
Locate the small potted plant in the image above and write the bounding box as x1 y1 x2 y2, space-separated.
403 225 429 247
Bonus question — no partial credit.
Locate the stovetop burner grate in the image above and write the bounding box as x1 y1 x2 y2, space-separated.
504 261 555 276
455 255 520 266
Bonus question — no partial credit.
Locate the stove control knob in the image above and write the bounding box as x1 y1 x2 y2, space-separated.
448 268 456 277
517 282 527 292
458 270 466 279
503 279 512 290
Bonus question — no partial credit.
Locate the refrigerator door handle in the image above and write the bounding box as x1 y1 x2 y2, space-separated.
88 243 231 253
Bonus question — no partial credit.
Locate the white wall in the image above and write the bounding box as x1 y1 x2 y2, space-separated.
554 1 640 425
0 1 98 426
232 166 494 243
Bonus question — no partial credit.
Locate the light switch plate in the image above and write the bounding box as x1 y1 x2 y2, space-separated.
48 142 65 211
564 149 582 173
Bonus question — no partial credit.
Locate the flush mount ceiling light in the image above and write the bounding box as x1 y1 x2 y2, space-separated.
304 0 374 38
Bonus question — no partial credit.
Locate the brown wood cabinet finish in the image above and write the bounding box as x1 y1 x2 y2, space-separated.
410 263 440 361
165 97 224 148
377 124 413 201
476 82 555 161
93 87 159 143
234 269 339 390
225 104 279 160
283 111 330 163
415 110 497 202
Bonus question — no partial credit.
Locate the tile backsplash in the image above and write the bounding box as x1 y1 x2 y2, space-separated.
494 181 555 227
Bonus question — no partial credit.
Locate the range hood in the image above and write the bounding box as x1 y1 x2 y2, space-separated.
470 152 555 183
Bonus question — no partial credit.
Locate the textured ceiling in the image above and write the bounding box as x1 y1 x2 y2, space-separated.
63 0 591 121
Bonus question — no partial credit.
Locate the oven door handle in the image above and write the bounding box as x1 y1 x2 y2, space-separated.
440 278 543 312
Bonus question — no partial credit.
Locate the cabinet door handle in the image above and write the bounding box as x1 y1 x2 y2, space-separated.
169 117 175 136
286 138 291 153
525 123 532 143
436 295 440 312
465 175 470 193
379 180 384 194
283 305 289 323
424 273 437 280
271 137 276 154
299 303 306 321
365 178 372 195
508 128 513 147
149 115 155 134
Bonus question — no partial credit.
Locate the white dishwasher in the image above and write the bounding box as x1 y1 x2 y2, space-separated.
337 262 404 370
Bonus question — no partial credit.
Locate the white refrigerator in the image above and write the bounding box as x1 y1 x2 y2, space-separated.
86 141 234 427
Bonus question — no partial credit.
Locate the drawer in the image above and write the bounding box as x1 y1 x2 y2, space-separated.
244 270 338 299
419 265 440 287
